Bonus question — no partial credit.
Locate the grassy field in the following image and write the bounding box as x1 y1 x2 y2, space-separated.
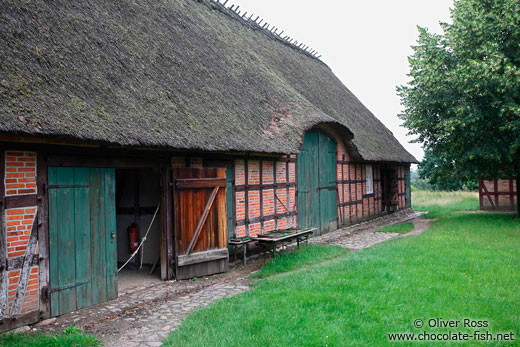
0 325 99 347
166 191 519 346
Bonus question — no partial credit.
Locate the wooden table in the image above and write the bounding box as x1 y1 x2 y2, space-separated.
251 228 316 262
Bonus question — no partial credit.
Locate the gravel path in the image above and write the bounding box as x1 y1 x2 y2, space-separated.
33 210 432 346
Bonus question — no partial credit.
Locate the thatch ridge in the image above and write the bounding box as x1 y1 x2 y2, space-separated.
0 0 417 163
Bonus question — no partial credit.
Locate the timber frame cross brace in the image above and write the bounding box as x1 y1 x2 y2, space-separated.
186 187 220 255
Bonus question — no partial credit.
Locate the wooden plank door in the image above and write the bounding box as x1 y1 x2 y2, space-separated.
318 132 338 234
48 167 117 317
173 168 228 279
297 132 320 231
297 132 337 235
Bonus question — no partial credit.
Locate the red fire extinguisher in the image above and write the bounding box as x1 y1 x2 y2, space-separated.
128 223 139 252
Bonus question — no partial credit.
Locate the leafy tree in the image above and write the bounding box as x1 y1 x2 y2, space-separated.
398 0 520 214
418 150 478 191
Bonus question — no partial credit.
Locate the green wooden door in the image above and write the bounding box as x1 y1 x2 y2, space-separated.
48 167 117 317
297 132 338 235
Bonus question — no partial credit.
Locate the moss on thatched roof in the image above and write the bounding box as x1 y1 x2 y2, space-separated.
0 0 417 163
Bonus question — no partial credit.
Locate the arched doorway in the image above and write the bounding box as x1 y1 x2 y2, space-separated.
297 131 338 235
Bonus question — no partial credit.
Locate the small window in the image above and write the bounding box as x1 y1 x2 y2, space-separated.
366 165 373 194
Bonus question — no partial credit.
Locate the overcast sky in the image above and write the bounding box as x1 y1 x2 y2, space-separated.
231 0 454 162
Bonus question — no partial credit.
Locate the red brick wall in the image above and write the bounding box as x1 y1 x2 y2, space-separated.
5 151 37 196
2 151 40 317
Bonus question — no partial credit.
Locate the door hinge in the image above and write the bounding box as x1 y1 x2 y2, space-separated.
49 281 88 294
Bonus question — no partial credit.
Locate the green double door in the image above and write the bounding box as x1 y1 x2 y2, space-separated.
297 132 338 235
48 167 117 317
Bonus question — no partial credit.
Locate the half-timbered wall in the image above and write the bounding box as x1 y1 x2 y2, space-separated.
234 157 297 238
336 144 411 226
479 178 517 210
1 151 40 320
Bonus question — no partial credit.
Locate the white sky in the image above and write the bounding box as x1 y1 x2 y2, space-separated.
231 0 454 162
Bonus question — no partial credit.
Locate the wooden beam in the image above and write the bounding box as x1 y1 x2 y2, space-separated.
235 211 297 226
0 311 40 333
0 147 7 319
234 182 296 191
186 187 219 255
259 160 264 234
35 150 49 318
4 194 37 209
175 178 226 189
177 248 228 267
244 160 249 236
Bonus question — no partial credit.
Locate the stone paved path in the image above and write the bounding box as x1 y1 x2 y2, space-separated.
33 210 431 346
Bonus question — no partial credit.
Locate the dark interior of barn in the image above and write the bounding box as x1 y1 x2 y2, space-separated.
115 169 162 291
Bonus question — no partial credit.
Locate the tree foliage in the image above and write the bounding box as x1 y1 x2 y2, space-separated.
398 0 520 185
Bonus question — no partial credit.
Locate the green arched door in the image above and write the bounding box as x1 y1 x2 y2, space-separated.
297 131 338 235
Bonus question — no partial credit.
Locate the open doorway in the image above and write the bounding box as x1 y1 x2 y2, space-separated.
381 167 398 212
115 169 162 292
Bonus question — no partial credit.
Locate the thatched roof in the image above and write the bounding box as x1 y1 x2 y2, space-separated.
0 0 417 163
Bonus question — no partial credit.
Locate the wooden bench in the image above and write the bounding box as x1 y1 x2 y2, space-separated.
228 237 254 266
251 228 316 262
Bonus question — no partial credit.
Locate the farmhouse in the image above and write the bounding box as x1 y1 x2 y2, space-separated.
0 0 417 331
478 178 517 211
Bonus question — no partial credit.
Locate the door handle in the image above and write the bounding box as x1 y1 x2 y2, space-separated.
110 232 115 239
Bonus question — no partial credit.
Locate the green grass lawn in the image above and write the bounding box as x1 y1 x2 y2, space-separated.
250 245 347 279
165 191 520 346
376 222 414 234
0 325 99 347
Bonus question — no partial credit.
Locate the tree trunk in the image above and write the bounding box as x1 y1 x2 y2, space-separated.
516 175 519 217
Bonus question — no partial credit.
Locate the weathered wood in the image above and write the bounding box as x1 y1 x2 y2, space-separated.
259 160 264 233
177 248 228 267
11 211 38 316
0 310 40 333
49 167 116 317
161 167 174 280
186 187 219 255
173 168 228 279
37 152 50 319
6 255 38 270
0 148 7 319
244 160 249 236
175 178 226 190
217 182 227 249
4 194 38 209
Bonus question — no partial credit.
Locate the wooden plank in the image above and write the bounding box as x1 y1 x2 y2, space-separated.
57 168 76 316
234 182 296 191
73 168 91 311
0 148 7 319
217 168 227 249
37 152 50 319
175 178 226 190
259 161 264 234
104 169 117 301
4 194 38 209
0 310 40 333
244 160 249 236
186 187 219 255
90 168 106 305
162 167 174 280
177 248 229 267
48 167 59 317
